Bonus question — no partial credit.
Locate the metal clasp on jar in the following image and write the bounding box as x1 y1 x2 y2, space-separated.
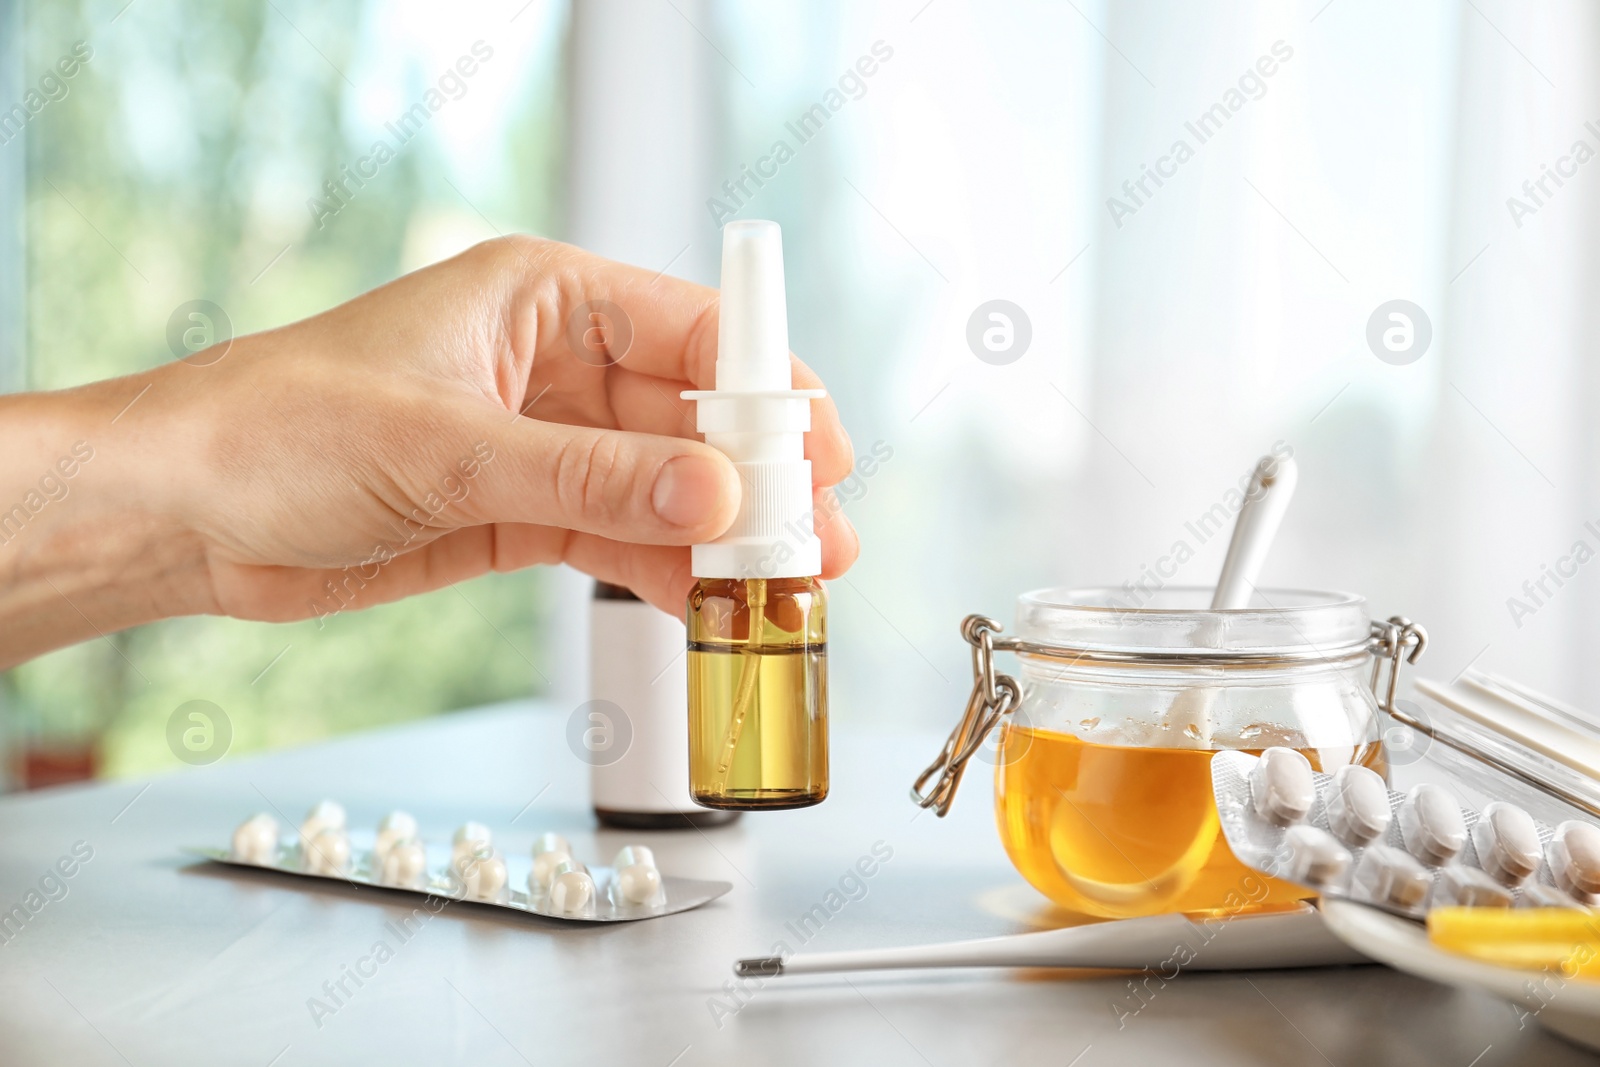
909 616 1021 817
910 613 1427 818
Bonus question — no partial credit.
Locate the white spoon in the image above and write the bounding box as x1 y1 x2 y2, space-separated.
1212 453 1299 610
1168 453 1299 749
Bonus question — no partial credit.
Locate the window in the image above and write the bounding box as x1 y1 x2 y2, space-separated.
4 0 569 783
7 0 1597 786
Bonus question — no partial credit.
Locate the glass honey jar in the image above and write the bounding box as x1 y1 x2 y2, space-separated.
913 587 1426 920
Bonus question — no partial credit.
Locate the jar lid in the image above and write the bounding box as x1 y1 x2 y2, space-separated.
1014 586 1370 658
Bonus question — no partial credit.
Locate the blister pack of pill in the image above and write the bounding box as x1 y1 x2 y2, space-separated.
189 801 731 923
1212 749 1600 919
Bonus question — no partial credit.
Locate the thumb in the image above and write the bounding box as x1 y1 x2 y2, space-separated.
465 409 741 545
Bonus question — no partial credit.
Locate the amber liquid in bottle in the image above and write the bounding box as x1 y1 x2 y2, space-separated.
687 576 827 809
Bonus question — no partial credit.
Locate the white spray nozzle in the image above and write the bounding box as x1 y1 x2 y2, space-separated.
716 221 792 392
683 221 826 580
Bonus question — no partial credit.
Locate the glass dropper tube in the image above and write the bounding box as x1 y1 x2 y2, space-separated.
712 577 767 790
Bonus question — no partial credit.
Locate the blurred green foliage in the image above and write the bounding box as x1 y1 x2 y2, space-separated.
5 0 569 777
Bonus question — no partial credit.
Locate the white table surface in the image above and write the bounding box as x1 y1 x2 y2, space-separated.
1 701 1595 1066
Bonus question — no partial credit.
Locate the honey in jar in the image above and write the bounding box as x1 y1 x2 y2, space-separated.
997 723 1386 918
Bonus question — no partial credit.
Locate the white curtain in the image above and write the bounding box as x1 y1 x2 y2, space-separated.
707 0 1600 730
1428 0 1600 708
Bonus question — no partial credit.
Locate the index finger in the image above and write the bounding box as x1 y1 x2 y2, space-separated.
512 238 721 386
510 238 855 487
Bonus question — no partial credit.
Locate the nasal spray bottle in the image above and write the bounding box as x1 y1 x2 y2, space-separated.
682 221 829 810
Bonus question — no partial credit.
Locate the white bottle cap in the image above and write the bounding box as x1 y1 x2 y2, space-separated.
682 221 825 580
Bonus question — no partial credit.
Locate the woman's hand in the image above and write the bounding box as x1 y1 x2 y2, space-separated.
0 237 859 667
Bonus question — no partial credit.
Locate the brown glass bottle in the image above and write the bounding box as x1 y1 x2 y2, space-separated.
687 576 827 809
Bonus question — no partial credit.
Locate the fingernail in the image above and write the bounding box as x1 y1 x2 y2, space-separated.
652 455 726 528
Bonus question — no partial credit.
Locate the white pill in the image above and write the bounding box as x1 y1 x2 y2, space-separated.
548 859 595 915
1549 821 1600 900
231 813 281 865
1249 747 1315 827
1352 844 1432 911
379 838 428 889
1432 864 1513 908
1519 882 1585 910
617 864 663 904
1471 802 1541 886
372 811 418 867
301 800 347 843
1324 765 1392 846
1280 825 1351 887
304 828 351 876
530 833 573 891
611 844 661 904
1397 784 1466 865
451 822 492 875
612 845 656 871
453 821 492 848
460 847 508 901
